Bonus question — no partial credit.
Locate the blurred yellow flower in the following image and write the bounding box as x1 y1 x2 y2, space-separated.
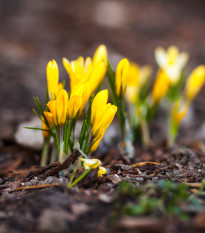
91 90 117 151
155 45 189 85
63 44 107 95
98 166 107 177
47 60 59 100
125 63 152 103
115 58 130 97
185 65 205 101
172 99 188 126
93 44 107 65
152 69 170 103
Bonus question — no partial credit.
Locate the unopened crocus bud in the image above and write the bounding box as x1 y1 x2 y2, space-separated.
152 69 170 103
91 89 108 126
56 90 68 125
93 44 108 65
185 65 205 101
47 60 59 100
115 58 130 97
91 90 117 151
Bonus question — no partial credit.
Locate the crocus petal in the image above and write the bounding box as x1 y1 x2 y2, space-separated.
91 89 108 125
81 158 101 169
93 44 108 65
98 166 107 177
152 69 170 103
56 90 68 125
47 60 59 100
155 47 166 67
67 95 82 119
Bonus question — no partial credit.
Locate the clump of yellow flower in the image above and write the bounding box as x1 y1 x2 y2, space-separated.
81 158 107 177
155 45 189 85
91 89 117 151
44 88 83 127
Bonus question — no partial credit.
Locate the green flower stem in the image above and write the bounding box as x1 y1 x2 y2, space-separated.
122 118 134 158
67 168 77 188
40 138 49 167
140 118 151 148
167 102 177 147
167 117 178 147
67 163 97 188
59 126 65 163
50 143 57 163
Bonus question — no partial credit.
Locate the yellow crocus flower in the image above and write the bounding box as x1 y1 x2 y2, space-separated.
185 65 205 101
125 63 152 103
91 90 117 151
115 58 130 97
41 116 50 139
47 60 59 100
152 69 170 103
81 158 107 177
56 90 68 125
155 45 189 85
91 89 108 126
62 44 107 94
92 104 117 137
81 158 101 169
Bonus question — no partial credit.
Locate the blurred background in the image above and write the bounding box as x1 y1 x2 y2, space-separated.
0 0 205 142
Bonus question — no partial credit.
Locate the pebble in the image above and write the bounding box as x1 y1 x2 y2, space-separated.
14 116 43 150
38 208 71 232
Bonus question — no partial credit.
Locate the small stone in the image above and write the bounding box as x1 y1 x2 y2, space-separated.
98 193 113 203
112 174 122 184
38 208 71 232
14 116 43 150
70 203 89 216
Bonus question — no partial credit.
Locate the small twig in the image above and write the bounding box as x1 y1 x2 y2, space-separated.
22 150 81 182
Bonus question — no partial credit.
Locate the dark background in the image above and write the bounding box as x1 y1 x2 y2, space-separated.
0 0 205 140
